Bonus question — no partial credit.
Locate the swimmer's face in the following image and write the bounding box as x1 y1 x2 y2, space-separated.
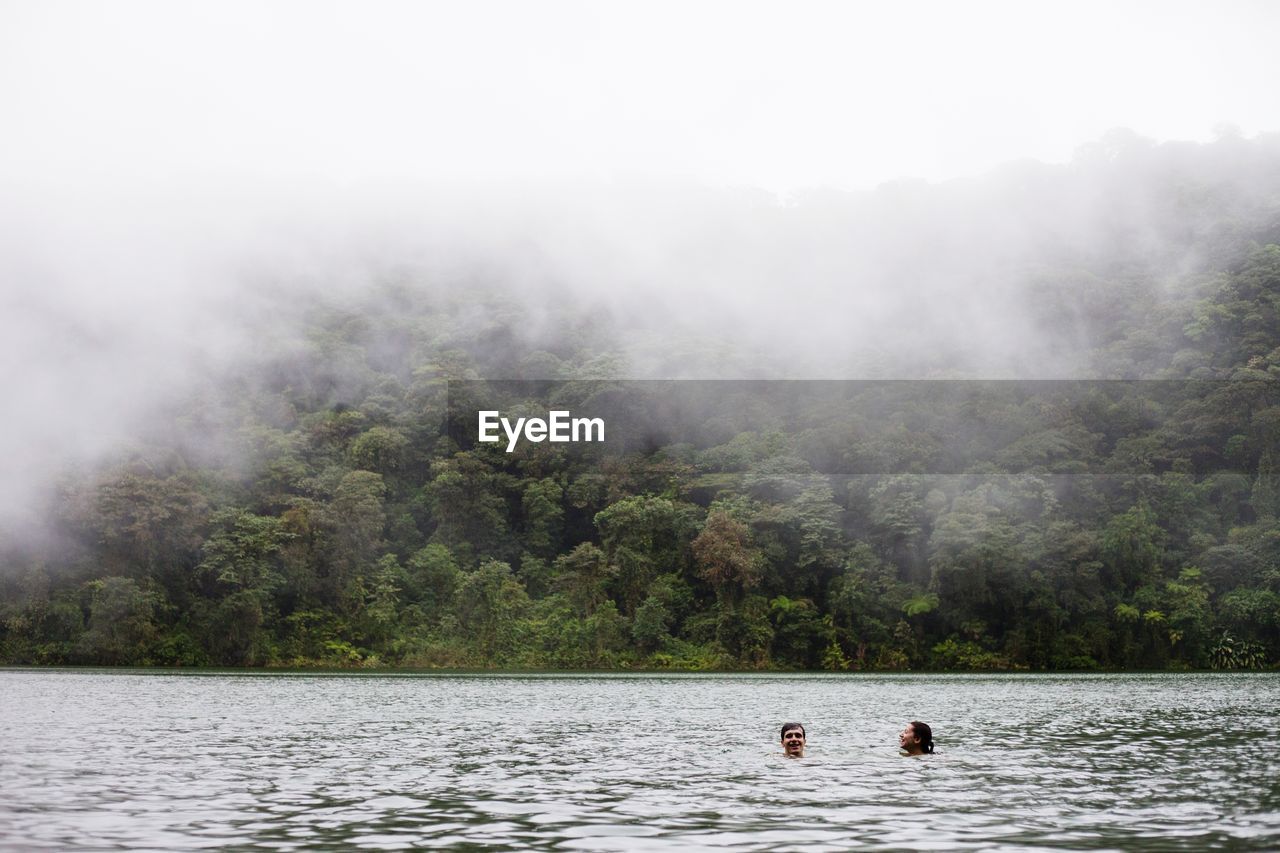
899 724 919 752
781 727 806 756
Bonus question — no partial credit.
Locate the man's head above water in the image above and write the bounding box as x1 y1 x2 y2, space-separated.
780 722 806 757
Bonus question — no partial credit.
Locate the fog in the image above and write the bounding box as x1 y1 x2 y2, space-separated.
7 0 1278 190
2 0 1280 533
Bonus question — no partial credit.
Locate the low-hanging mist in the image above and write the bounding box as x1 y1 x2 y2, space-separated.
3 130 1278 531
2 130 1279 673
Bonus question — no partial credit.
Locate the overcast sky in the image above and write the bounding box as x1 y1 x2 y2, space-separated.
3 0 1278 193
2 0 1279 533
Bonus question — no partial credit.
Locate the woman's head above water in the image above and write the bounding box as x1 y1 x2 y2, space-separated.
899 721 934 755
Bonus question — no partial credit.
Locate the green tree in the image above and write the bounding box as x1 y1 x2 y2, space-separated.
521 478 564 556
456 560 532 662
1252 449 1280 519
423 453 512 560
406 544 461 622
364 554 404 649
195 509 291 664
76 577 159 665
85 472 209 598
552 543 616 616
348 426 410 477
768 595 830 668
594 495 696 614
323 470 387 610
1101 501 1164 590
692 510 762 607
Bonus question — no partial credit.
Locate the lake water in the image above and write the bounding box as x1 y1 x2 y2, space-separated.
2 671 1278 850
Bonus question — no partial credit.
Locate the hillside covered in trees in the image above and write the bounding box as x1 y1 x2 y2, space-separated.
2 132 1279 670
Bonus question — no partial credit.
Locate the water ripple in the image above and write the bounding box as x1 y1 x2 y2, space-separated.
1 671 1277 850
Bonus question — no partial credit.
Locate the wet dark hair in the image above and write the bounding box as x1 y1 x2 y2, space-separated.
909 721 934 754
780 722 805 740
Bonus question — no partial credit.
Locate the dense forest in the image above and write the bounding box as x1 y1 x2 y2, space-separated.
2 132 1279 670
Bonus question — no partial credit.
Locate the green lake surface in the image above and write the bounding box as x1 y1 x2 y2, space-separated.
2 670 1277 850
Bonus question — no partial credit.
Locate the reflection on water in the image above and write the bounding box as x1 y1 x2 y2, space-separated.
1 671 1278 849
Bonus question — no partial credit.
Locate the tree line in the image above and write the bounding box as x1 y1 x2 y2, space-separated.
2 139 1279 671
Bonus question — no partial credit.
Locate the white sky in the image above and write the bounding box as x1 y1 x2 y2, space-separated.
2 0 1278 193
1 0 1278 531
